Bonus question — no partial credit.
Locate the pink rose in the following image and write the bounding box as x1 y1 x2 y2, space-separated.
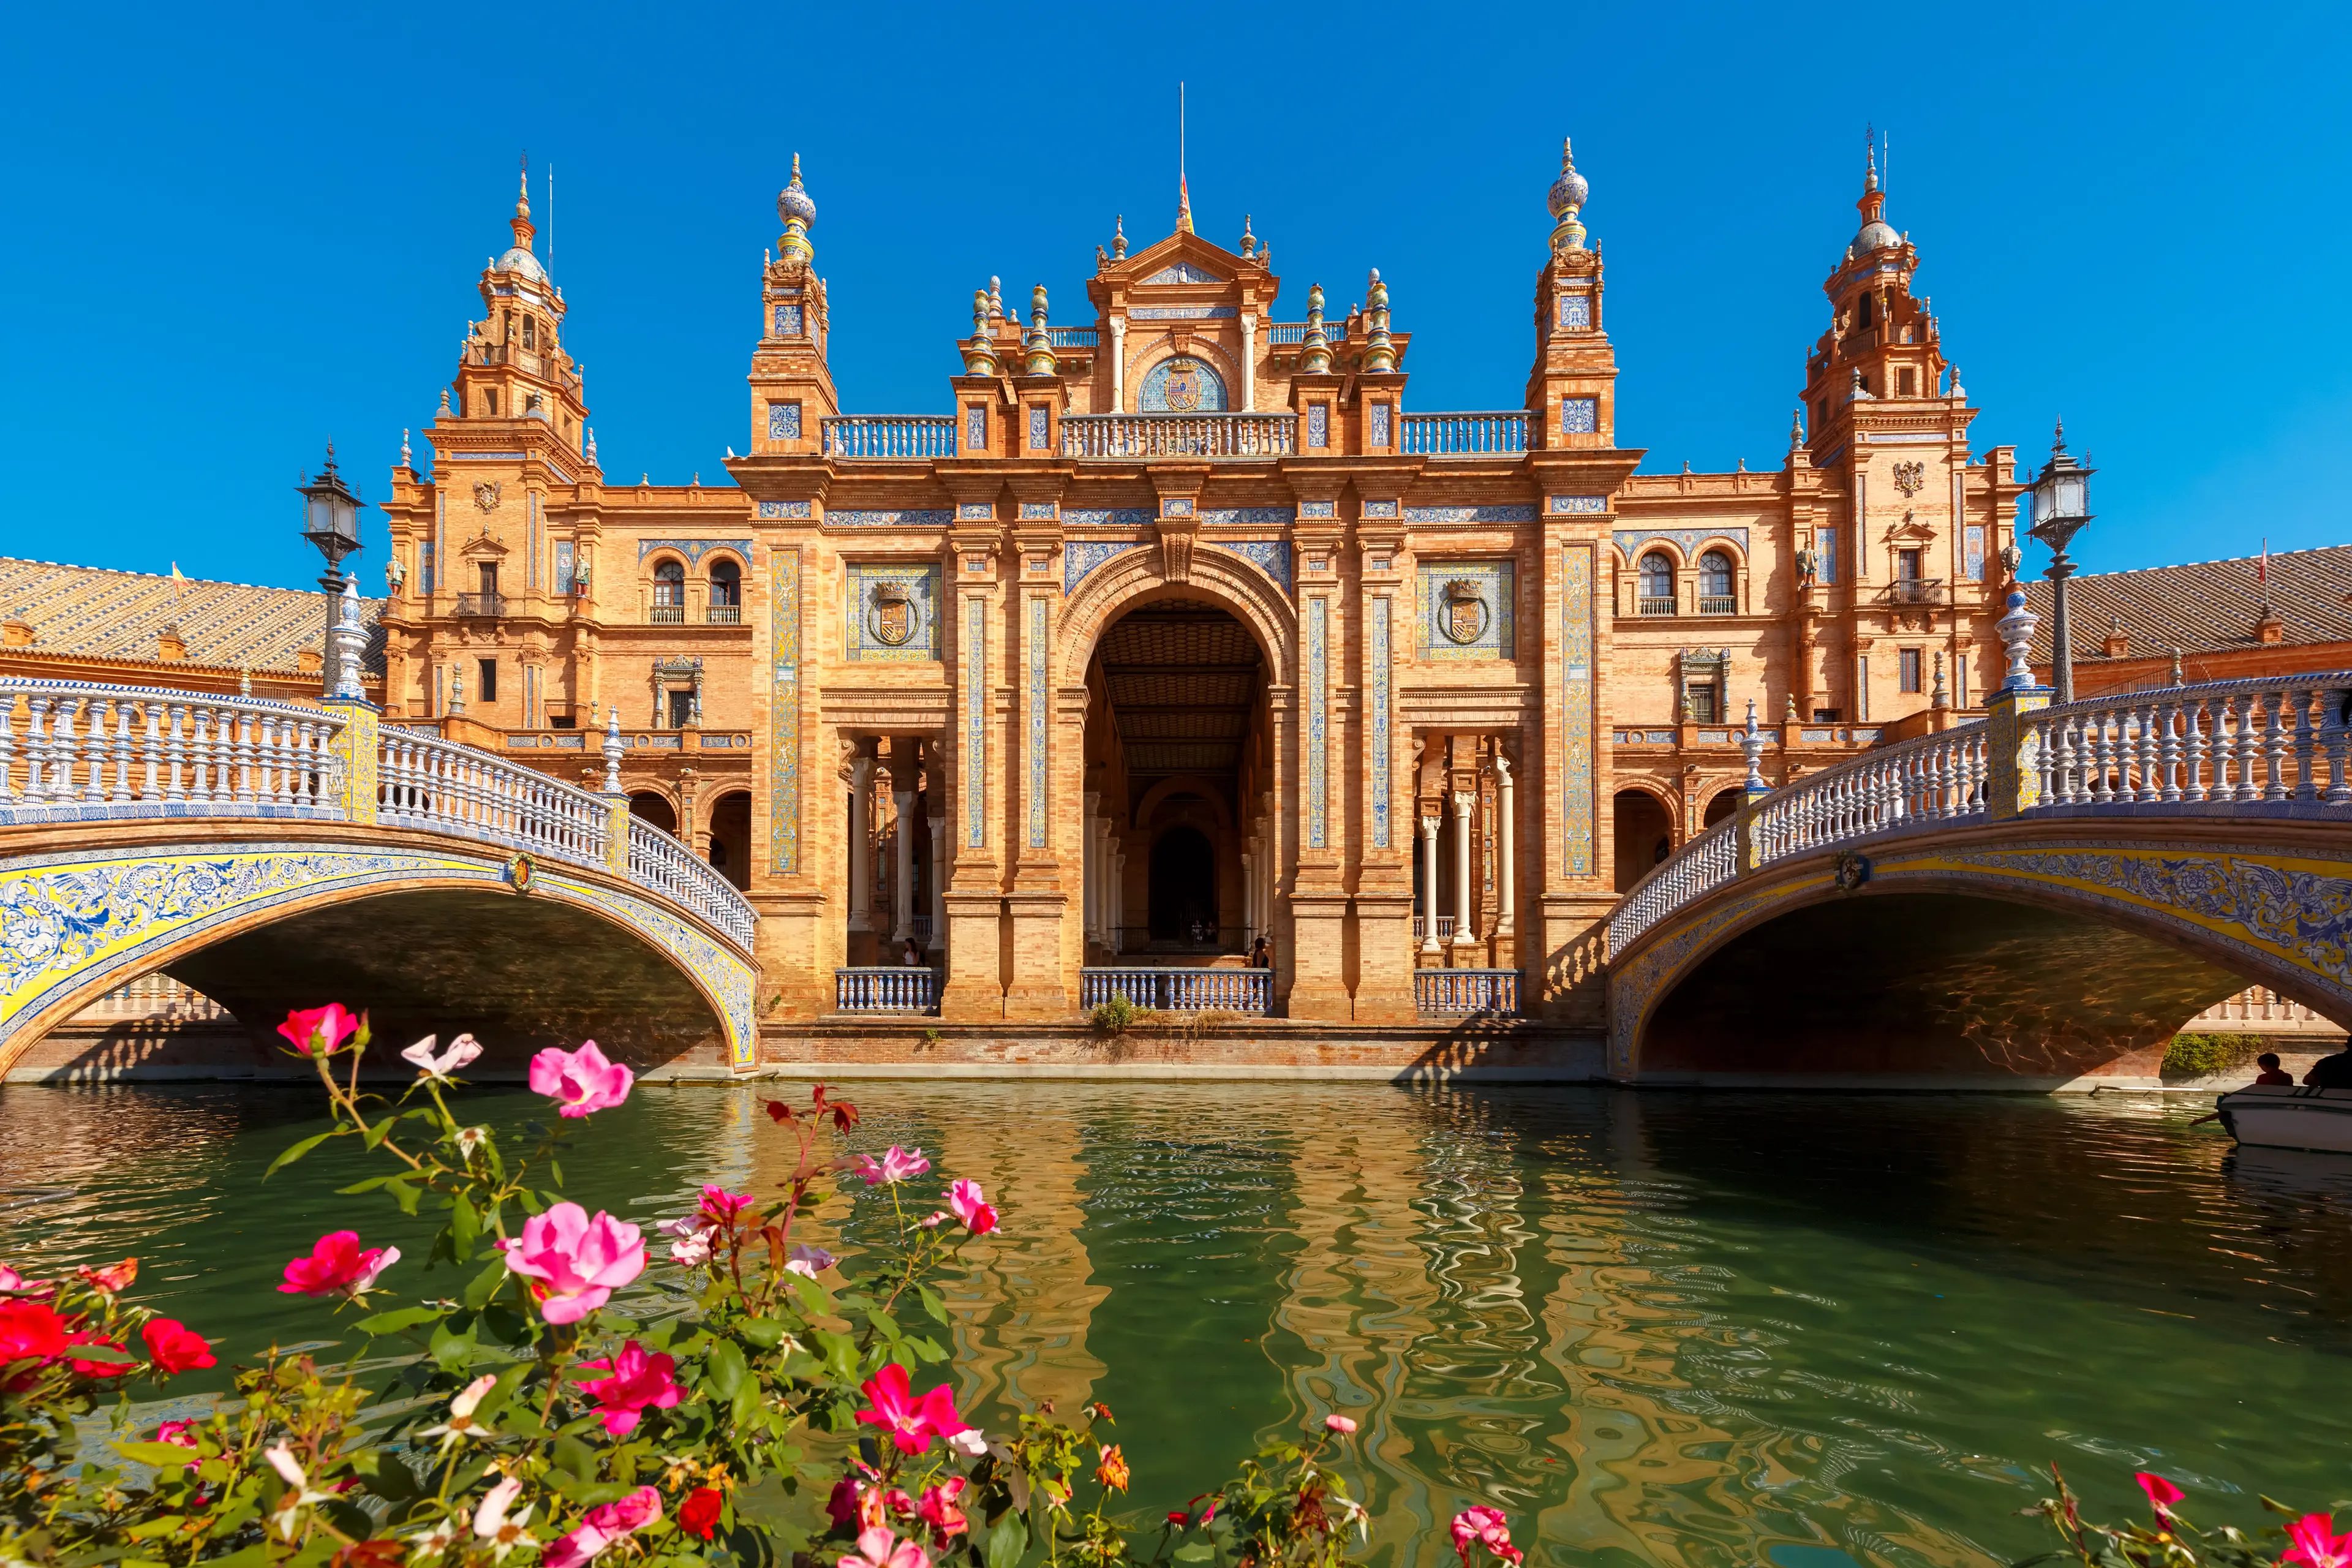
1325 1414 1358 1433
854 1362 971 1455
840 1526 930 1568
853 1146 932 1186
527 1041 633 1117
500 1203 644 1324
947 1179 998 1235
279 1231 399 1298
572 1340 681 1435
401 1033 483 1080
276 1003 360 1056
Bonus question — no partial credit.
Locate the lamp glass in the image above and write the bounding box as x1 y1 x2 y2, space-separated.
2053 472 2086 520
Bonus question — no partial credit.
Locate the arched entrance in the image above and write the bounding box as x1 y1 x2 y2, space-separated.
628 791 677 833
1082 595 1270 959
1613 789 1673 892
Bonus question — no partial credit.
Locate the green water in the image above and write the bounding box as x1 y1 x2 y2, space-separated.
6 1082 2351 1566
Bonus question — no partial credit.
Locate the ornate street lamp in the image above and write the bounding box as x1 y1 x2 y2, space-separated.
298 443 366 695
2027 420 2094 704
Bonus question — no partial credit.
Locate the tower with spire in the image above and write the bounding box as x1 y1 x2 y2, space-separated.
749 155 839 458
1525 137 1620 451
444 162 590 454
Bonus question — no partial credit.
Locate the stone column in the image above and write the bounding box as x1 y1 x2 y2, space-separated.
1109 317 1126 411
1419 814 1442 955
1110 848 1125 953
1081 793 1101 942
1239 314 1257 410
892 788 916 943
1494 752 1516 938
1240 848 1255 939
1451 790 1476 954
848 755 873 931
927 814 947 952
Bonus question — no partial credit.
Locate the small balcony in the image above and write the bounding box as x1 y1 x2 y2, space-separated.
823 416 958 459
706 604 742 625
1698 595 1739 615
1401 412 1528 456
1060 413 1296 460
649 603 685 624
455 594 505 618
1638 596 1678 617
1878 578 1947 606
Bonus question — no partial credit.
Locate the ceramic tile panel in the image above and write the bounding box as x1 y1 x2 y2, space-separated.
1416 560 1517 660
844 564 941 663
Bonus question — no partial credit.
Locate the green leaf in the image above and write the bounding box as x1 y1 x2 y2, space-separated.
335 1175 395 1195
551 1434 598 1482
985 1511 1030 1568
1174 1545 1215 1562
917 1283 949 1325
428 1317 479 1372
739 1316 786 1351
462 1255 509 1310
265 1130 337 1179
704 1338 749 1400
447 1190 481 1259
729 1378 763 1430
355 1305 446 1336
385 1175 424 1216
113 1440 205 1466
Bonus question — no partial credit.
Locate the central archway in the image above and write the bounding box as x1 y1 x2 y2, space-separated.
1148 825 1217 943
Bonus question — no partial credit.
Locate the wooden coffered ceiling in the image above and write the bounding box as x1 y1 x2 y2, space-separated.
1093 599 1261 781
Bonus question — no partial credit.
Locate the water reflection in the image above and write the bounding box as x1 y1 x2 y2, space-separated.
4 1082 2350 1568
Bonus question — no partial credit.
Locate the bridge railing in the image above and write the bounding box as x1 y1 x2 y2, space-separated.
1080 967 1272 1014
626 819 757 947
1607 669 2352 959
0 680 344 819
378 728 614 869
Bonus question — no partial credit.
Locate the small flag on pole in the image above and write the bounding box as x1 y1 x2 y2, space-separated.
2258 538 2269 586
170 562 184 583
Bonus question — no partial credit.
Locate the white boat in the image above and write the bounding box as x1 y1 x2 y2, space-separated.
2215 1084 2352 1153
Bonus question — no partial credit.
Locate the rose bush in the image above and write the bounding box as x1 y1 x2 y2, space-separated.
2022 1467 2350 1568
0 1008 1434 1567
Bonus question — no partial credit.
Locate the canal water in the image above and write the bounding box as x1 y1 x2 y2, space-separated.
5 1080 2350 1567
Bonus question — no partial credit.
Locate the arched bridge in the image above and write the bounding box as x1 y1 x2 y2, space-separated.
1607 668 2352 1087
0 680 760 1079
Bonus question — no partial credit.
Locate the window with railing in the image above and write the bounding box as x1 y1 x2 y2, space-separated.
652 559 685 624
707 559 741 622
1698 550 1736 614
1638 551 1676 616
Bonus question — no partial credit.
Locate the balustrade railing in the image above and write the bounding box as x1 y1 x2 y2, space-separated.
379 728 613 869
1267 323 1352 344
822 416 959 459
1080 967 1272 1014
1046 326 1099 348
834 967 940 1014
627 820 758 945
1400 412 1529 456
1608 670 2352 959
1060 414 1296 460
1415 969 1521 1016
1410 915 1460 941
0 681 342 818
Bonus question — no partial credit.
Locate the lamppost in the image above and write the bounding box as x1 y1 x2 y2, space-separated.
2027 420 2094 704
298 442 365 649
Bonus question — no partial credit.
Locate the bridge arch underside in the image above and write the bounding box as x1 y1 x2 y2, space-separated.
1 836 750 1082
1616 825 2352 1087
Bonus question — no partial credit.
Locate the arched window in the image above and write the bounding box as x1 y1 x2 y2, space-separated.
652 559 685 623
1698 550 1735 612
1638 552 1675 615
708 558 742 622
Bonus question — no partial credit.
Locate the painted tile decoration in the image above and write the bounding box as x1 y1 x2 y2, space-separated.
767 401 802 440
1063 508 1151 528
1130 305 1237 318
1416 560 1517 661
1065 539 1142 594
1141 262 1225 284
774 303 804 336
1561 397 1599 434
1027 405 1049 450
965 606 986 848
1139 357 1228 412
1549 495 1608 513
1306 597 1328 850
1019 502 1058 520
1563 543 1595 877
844 563 941 663
1306 404 1329 448
1212 540 1292 594
556 540 575 595
825 510 954 528
1611 527 1751 558
1362 500 1400 519
1818 527 1839 584
758 500 813 518
1200 507 1297 529
1161 497 1194 516
1403 505 1537 524
1556 294 1591 330
1027 595 1049 849
767 548 801 875
1368 403 1392 448
957 502 995 521
1966 524 1986 581
636 538 755 565
1299 500 1337 519
965 405 988 452
1370 595 1392 848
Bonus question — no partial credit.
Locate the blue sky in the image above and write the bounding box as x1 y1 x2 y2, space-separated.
0 1 2342 592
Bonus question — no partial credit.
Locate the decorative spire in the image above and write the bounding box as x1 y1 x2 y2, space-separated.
439 387 451 413
1931 650 1949 709
988 277 1003 322
1112 214 1127 260
1300 282 1332 375
1740 700 1766 791
601 706 624 794
1240 214 1256 258
1360 268 1395 372
776 153 817 268
1177 173 1193 235
1023 284 1057 377
1997 590 2040 692
1864 123 1880 194
1789 407 1805 450
326 578 368 703
584 426 598 466
1547 136 1589 254
962 287 1000 377
400 428 412 469
510 156 535 254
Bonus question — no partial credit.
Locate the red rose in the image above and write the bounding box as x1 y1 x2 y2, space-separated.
0 1300 67 1365
678 1486 724 1541
142 1317 216 1374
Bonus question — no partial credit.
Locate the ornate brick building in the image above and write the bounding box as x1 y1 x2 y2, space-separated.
21 140 2038 1028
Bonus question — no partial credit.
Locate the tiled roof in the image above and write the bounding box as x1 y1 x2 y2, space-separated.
2022 544 2352 663
0 557 387 675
